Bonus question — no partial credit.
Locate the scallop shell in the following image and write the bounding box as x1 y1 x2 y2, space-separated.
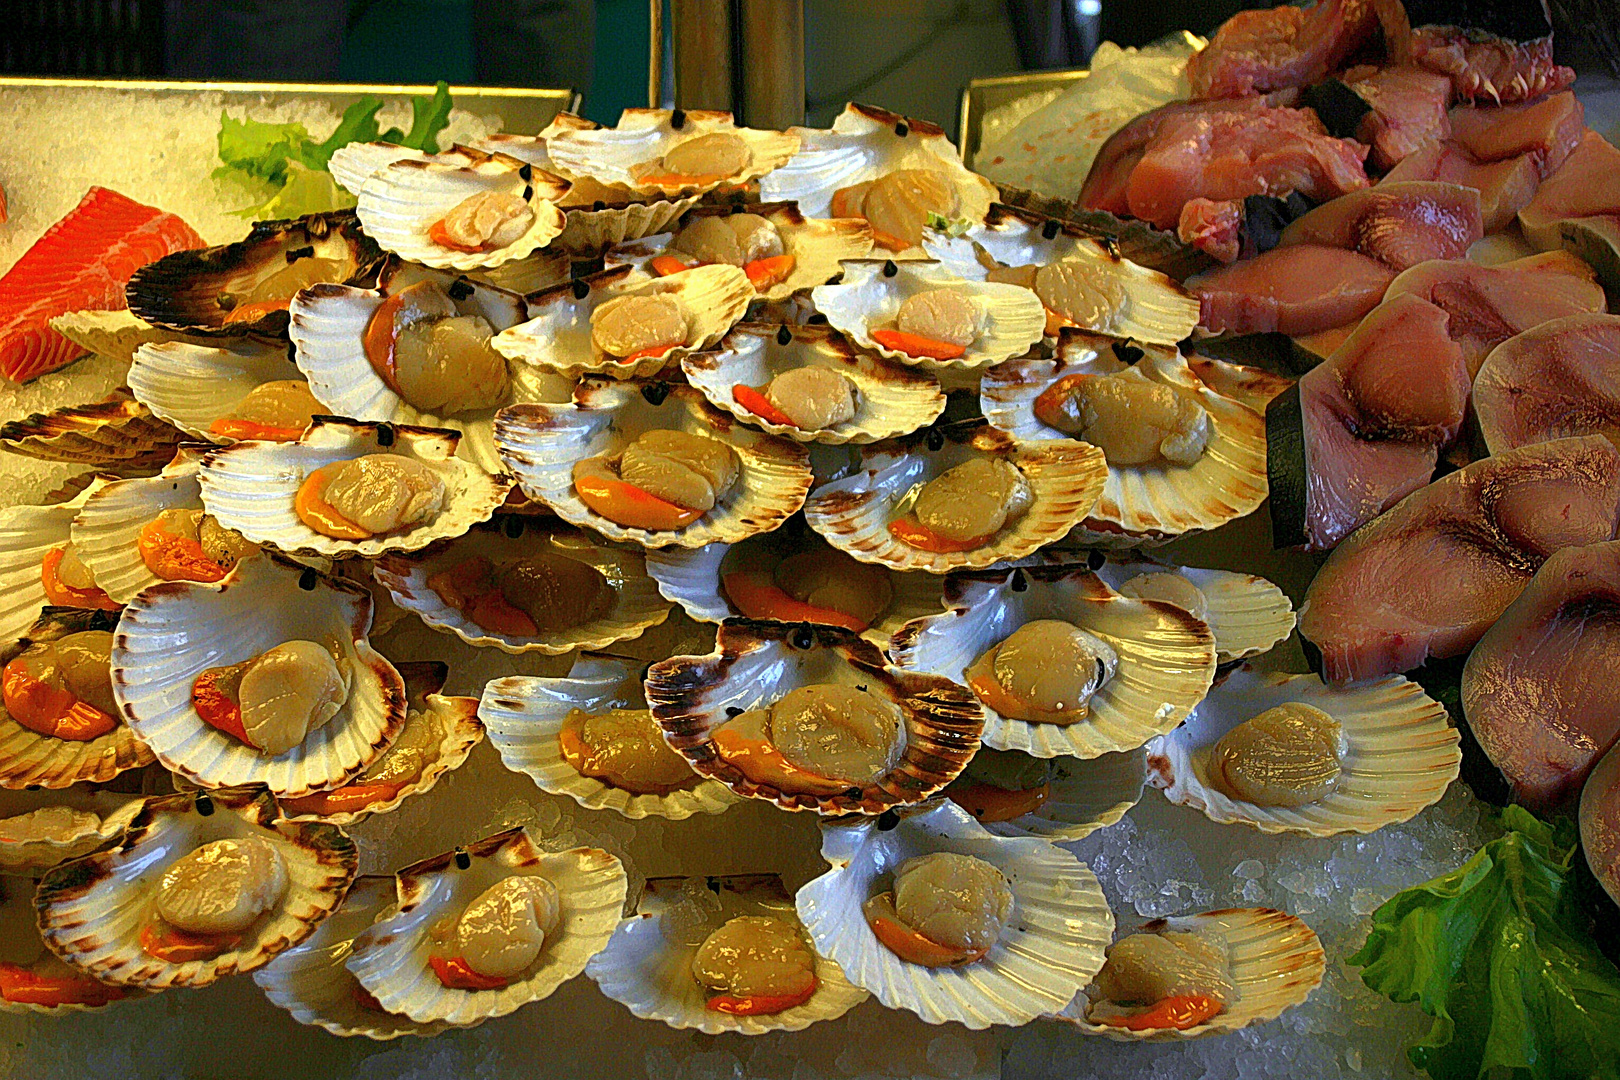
493 379 813 549
761 103 997 235
923 204 1200 346
991 183 1212 282
254 875 453 1039
48 310 204 366
641 527 945 647
0 875 147 1013
889 564 1216 759
1184 354 1294 416
950 749 1147 842
645 619 983 815
198 418 513 560
111 554 409 798
586 873 867 1034
981 334 1268 540
35 786 357 989
371 520 672 655
465 249 572 295
124 211 379 338
794 799 1112 1028
328 143 431 197
811 260 1045 372
608 203 874 302
1145 665 1460 837
479 655 738 821
69 447 219 605
1053 908 1326 1041
545 109 800 199
681 323 944 445
128 338 308 444
288 258 571 474
492 264 754 381
0 480 110 646
0 391 185 470
802 421 1106 573
1091 556 1295 664
276 661 482 827
0 787 145 872
345 827 627 1026
354 146 570 271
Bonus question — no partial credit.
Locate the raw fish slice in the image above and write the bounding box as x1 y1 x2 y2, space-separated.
1378 0 1575 103
1279 293 1468 550
1446 91 1583 177
0 187 203 382
1186 0 1382 99
1188 244 1393 335
1298 436 1620 682
1518 130 1620 289
1382 139 1538 234
1580 738 1620 906
1463 541 1620 810
1384 251 1605 377
1124 105 1369 231
1473 314 1620 454
1347 65 1454 171
1277 181 1482 270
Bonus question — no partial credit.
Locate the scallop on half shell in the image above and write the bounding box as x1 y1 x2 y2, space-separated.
0 875 147 1012
352 145 571 272
545 109 800 199
199 418 513 560
682 323 945 445
645 619 983 815
1053 908 1326 1041
761 103 997 244
802 420 1106 573
587 873 867 1035
0 480 113 647
0 391 185 471
35 787 357 990
1092 555 1295 664
795 799 1112 1028
345 827 627 1026
608 202 874 302
1145 664 1460 837
982 333 1268 541
49 309 207 367
493 378 813 549
254 875 452 1040
0 785 146 873
479 655 737 821
945 747 1147 842
289 256 571 475
111 554 408 798
372 519 672 655
811 260 1046 372
492 263 753 381
275 661 482 827
128 338 310 445
924 204 1200 346
889 564 1216 759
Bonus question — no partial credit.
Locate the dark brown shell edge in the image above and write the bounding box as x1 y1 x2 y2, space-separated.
990 190 1213 282
0 392 186 469
646 618 984 815
125 211 381 338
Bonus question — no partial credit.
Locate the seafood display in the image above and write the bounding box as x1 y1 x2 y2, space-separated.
0 6 1615 1060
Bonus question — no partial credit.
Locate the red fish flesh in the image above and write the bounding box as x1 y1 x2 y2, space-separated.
1383 139 1540 233
0 187 203 383
1177 197 1245 263
1519 130 1620 286
1286 293 1470 550
1189 243 1394 335
1386 250 1606 377
1447 91 1584 177
1123 105 1370 231
1298 435 1620 681
1278 179 1483 270
1473 314 1620 454
1346 65 1455 171
1188 0 1382 99
1463 541 1620 810
1377 0 1575 102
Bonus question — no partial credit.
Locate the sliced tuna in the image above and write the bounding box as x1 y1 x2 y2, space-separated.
1447 90 1584 177
1298 435 1620 681
1273 293 1469 550
1378 0 1575 103
1473 314 1620 454
1519 130 1620 289
1188 0 1382 99
1347 65 1455 170
1278 179 1482 270
1385 250 1606 376
1463 541 1620 810
1580 738 1620 906
1189 244 1394 335
1383 138 1539 233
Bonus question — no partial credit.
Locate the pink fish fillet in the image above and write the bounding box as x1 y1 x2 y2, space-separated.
1188 243 1394 336
1188 0 1382 99
1278 180 1482 270
1472 313 1620 455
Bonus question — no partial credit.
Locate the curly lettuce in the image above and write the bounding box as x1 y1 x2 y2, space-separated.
1348 805 1620 1080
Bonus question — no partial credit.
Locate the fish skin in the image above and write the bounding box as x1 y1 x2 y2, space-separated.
1299 435 1620 682
0 187 204 383
1278 180 1482 271
1189 243 1394 336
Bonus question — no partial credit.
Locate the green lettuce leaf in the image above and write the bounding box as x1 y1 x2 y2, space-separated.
1348 805 1620 1080
215 112 312 184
